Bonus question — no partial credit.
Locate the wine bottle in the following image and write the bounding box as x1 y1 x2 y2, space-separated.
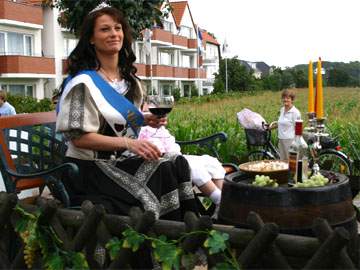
288 120 309 186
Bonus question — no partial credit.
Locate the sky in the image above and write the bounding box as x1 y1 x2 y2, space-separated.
186 0 360 68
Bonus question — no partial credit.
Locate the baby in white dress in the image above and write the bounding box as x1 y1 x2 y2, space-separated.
139 126 225 205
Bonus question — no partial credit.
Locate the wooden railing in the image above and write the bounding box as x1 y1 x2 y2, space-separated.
0 192 358 269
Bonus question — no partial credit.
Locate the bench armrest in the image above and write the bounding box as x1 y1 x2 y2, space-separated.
6 162 79 181
176 132 228 160
5 162 78 208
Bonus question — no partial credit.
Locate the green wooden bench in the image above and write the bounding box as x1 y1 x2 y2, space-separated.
0 111 77 206
0 111 236 210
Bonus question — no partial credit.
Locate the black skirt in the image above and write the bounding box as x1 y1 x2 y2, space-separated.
62 154 198 221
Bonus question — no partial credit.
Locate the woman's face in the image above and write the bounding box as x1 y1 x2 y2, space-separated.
90 14 124 56
282 95 293 108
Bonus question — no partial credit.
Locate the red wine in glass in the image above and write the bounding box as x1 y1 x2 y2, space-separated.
147 95 174 117
149 107 172 116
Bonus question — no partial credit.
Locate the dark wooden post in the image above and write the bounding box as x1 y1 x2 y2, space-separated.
0 193 17 269
109 207 155 269
312 218 356 269
71 204 105 252
246 211 291 269
303 227 350 269
238 222 279 268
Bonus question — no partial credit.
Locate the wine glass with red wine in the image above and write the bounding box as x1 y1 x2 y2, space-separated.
146 95 174 137
147 95 174 117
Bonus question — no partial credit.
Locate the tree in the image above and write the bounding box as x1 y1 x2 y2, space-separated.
214 58 255 92
327 68 351 87
50 0 169 37
280 69 294 89
262 68 283 91
291 69 307 88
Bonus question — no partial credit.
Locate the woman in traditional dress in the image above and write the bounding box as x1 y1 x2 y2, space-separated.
56 4 197 221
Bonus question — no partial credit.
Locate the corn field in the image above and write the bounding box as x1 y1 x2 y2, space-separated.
168 87 360 169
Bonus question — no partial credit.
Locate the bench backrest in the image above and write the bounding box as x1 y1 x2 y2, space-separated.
0 111 67 192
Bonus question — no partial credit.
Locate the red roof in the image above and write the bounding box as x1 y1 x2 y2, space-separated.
201 30 219 45
170 1 188 27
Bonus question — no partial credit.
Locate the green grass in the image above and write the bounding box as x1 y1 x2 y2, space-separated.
168 87 360 166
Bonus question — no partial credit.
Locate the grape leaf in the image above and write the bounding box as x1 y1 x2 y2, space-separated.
45 254 65 270
203 230 229 254
105 237 123 260
122 228 145 252
152 238 181 270
70 251 89 269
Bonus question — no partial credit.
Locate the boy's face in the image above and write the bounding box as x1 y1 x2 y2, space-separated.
0 98 4 107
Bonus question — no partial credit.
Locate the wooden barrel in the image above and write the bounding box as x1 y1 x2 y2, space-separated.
219 170 360 263
219 171 357 237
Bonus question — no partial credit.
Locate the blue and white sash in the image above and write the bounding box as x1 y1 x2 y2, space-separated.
57 70 144 137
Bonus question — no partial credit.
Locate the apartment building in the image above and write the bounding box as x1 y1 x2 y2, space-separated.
134 1 208 96
0 0 55 99
200 29 220 94
0 0 220 99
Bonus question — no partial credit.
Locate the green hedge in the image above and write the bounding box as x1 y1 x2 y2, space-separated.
7 94 54 114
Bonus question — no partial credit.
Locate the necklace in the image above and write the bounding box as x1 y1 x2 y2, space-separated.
99 67 121 83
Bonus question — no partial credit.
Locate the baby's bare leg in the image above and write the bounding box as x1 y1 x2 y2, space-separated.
198 181 221 205
212 178 224 190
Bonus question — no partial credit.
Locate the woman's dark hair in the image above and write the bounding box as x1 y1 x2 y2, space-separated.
61 7 140 101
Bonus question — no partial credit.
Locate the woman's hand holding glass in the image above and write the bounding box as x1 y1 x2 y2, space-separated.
145 95 174 134
143 113 168 128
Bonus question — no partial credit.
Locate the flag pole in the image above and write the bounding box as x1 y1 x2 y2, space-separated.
223 38 229 93
225 57 228 93
143 29 153 95
196 26 203 97
197 47 200 97
150 45 153 95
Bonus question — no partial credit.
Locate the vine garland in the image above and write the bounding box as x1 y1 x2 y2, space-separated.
14 205 241 269
14 206 88 270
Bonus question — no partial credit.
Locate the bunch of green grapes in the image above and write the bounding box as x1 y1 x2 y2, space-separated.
20 230 38 268
253 175 279 187
294 174 329 188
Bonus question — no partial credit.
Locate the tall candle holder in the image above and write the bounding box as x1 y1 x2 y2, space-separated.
309 117 328 176
304 112 317 133
315 117 328 137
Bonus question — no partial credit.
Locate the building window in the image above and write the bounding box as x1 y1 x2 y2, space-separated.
182 54 195 68
0 33 5 54
160 83 173 96
1 84 34 97
0 31 34 56
137 44 146 64
182 55 190 68
162 20 173 32
160 51 174 66
179 26 192 38
24 35 32 56
183 84 190 97
180 26 193 38
63 37 78 57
